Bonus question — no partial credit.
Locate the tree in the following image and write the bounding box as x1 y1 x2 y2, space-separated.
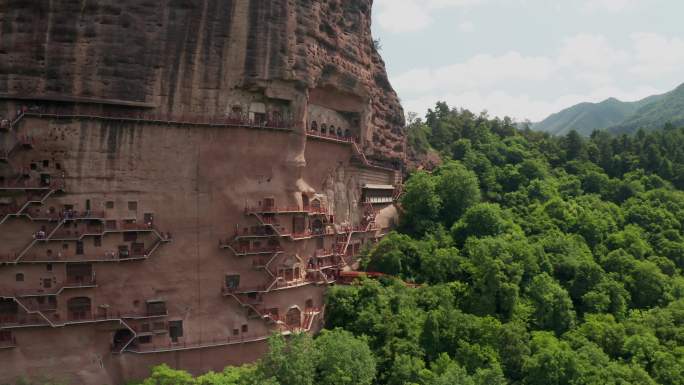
424 354 475 385
400 172 441 235
627 260 672 309
526 273 576 335
606 225 652 259
434 161 481 226
451 203 520 243
523 332 579 385
314 329 376 385
581 278 630 320
460 236 525 319
564 130 586 161
419 247 462 284
386 354 427 385
141 364 195 385
258 333 316 385
365 232 428 280
195 365 265 385
575 314 626 358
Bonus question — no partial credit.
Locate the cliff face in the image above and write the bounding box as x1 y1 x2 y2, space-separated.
0 0 405 162
0 2 404 384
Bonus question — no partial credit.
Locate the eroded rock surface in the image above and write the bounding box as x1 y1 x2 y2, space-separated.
0 1 404 384
0 0 405 162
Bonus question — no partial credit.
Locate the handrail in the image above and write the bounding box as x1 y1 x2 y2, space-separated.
122 332 276 354
0 134 35 161
245 205 329 215
0 177 65 190
0 184 60 225
0 298 168 331
11 107 294 131
306 128 398 172
3 219 170 264
17 239 161 264
11 275 97 297
306 130 355 143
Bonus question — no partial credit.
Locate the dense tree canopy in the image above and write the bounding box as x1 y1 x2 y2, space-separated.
332 104 684 385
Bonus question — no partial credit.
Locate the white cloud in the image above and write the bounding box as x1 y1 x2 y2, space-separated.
402 85 663 122
558 34 629 70
375 0 432 33
581 0 640 12
629 33 684 77
391 32 684 121
402 90 558 122
458 21 475 32
376 0 652 33
374 0 485 33
393 52 555 93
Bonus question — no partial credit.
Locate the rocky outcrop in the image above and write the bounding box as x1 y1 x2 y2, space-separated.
0 0 405 162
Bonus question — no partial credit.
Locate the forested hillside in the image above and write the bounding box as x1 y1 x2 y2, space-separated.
533 97 643 136
134 102 684 385
611 83 684 135
534 83 684 136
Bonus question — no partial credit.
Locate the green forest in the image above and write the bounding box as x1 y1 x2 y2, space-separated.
136 102 684 385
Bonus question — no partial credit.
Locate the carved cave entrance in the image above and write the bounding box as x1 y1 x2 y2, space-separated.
312 219 324 235
66 263 93 284
0 298 18 322
292 215 306 234
67 297 91 321
285 307 301 328
113 328 133 349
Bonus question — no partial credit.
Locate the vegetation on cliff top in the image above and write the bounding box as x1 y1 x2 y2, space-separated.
136 101 684 385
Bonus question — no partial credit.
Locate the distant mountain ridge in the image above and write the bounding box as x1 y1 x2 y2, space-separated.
533 83 684 135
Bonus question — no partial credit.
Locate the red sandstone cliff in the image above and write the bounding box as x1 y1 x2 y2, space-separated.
0 0 405 163
0 1 404 384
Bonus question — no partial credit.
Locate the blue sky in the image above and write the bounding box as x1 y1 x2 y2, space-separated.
372 0 684 122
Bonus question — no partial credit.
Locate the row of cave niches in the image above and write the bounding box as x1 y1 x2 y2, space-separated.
0 202 175 352
219 195 379 330
0 118 184 353
0 110 323 355
0 114 380 354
